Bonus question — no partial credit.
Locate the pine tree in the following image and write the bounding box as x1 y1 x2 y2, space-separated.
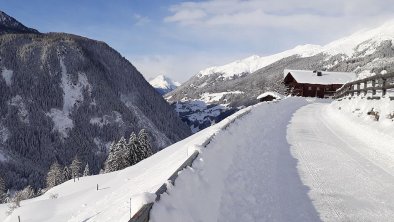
63 166 71 181
138 129 153 160
70 155 82 179
83 163 90 176
0 176 5 196
105 141 121 173
117 137 128 169
46 161 63 188
0 176 5 203
125 132 139 166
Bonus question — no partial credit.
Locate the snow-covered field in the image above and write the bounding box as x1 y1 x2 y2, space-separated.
0 103 252 222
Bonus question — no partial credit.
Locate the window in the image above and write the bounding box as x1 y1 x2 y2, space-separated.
308 86 312 90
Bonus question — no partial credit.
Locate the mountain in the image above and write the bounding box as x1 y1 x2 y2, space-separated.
149 75 181 95
168 20 394 132
0 11 191 190
0 11 39 34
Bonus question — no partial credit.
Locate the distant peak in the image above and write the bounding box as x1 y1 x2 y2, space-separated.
0 10 40 35
149 75 181 95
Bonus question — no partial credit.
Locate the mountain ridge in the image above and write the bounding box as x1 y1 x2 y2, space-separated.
0 11 39 34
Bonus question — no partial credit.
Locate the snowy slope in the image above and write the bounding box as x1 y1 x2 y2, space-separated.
197 19 394 80
149 75 181 95
198 44 322 79
0 104 252 222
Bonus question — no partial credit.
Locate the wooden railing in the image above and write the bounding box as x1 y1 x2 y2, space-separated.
334 72 394 99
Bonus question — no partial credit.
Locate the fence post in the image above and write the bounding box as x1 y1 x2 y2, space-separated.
364 81 367 96
351 84 355 97
372 79 376 95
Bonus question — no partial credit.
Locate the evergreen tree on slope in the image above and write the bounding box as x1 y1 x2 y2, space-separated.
138 129 153 160
46 161 63 188
126 132 139 166
83 163 90 176
70 155 82 179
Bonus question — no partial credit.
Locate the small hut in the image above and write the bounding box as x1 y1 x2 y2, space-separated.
257 92 283 102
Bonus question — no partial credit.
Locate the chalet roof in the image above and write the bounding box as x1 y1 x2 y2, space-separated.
257 91 283 100
284 69 357 85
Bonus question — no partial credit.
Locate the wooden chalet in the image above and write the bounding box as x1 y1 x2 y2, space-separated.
283 69 357 98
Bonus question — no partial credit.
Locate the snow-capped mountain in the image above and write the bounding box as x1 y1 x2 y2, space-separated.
168 19 394 132
0 11 191 191
149 75 181 95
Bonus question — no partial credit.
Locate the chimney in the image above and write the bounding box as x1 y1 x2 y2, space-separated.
316 71 322 76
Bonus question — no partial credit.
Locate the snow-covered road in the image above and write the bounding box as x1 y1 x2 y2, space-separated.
288 103 394 221
151 99 394 221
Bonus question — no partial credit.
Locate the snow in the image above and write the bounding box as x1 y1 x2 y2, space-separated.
288 103 394 221
3 95 394 221
331 96 394 132
89 112 124 128
46 109 74 139
256 91 283 100
152 97 394 221
196 19 394 80
0 103 252 222
0 123 9 144
60 59 91 113
149 75 180 90
198 44 322 79
284 69 357 85
151 98 316 221
321 19 394 57
8 95 29 124
1 68 13 86
47 58 91 138
200 91 243 103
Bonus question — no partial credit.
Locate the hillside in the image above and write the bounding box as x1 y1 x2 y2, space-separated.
0 11 191 191
167 20 394 132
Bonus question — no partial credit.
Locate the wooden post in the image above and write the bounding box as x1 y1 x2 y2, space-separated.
382 77 387 96
351 84 355 97
357 83 360 96
97 184 98 191
18 216 21 222
364 81 367 96
372 79 376 95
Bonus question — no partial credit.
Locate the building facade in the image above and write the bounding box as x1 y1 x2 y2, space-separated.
283 70 357 98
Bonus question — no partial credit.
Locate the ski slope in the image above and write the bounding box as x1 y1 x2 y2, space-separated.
151 98 394 221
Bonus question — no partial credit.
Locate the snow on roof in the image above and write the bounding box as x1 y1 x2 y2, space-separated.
257 92 283 100
284 69 357 85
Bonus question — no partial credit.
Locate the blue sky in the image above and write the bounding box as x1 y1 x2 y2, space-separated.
1 0 394 82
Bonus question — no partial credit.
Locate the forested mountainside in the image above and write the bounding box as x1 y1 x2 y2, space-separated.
167 20 394 132
0 11 191 191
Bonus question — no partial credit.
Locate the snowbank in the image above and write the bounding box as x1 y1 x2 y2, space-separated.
150 98 314 222
331 96 394 135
